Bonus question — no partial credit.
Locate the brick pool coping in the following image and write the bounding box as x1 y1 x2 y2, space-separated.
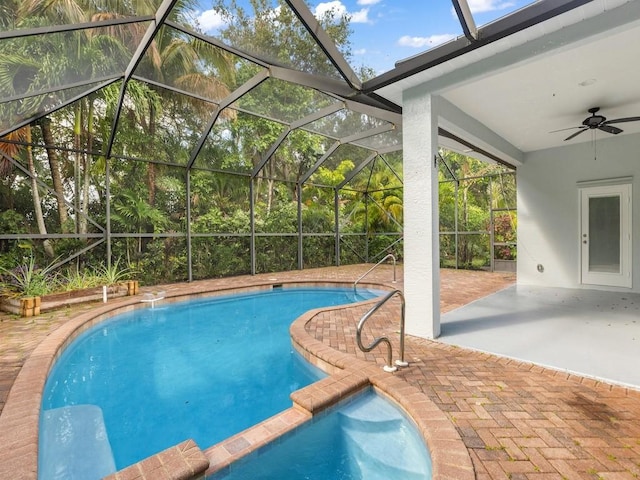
205 300 474 479
0 278 471 480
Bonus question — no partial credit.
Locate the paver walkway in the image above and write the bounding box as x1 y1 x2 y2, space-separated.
2 265 640 479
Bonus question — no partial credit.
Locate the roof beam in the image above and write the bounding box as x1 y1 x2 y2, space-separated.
439 128 514 169
249 103 344 177
451 0 478 41
337 152 377 189
284 0 362 90
0 16 153 41
299 141 340 184
290 102 345 129
342 99 402 126
0 78 120 138
363 0 593 93
0 151 105 232
268 65 400 115
165 20 271 69
376 144 403 155
0 74 122 105
132 75 219 105
436 95 522 166
268 66 350 98
251 128 291 178
105 0 179 159
171 12 401 117
186 70 269 170
339 124 394 145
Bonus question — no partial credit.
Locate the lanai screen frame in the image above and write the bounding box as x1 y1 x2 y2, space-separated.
0 0 588 280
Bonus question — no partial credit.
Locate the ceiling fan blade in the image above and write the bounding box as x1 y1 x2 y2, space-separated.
602 116 640 125
598 125 623 135
564 128 588 141
549 126 581 133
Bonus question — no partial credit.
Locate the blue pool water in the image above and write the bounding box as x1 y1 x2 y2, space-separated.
211 389 433 480
39 287 379 479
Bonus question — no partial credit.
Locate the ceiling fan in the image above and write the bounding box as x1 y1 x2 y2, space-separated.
556 107 640 141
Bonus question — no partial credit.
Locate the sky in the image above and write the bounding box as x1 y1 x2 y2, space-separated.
194 0 536 75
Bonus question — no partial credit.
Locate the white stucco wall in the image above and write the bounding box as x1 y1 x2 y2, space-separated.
518 132 640 291
402 89 441 339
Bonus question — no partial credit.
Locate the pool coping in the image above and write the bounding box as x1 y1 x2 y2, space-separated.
290 303 475 480
0 280 473 480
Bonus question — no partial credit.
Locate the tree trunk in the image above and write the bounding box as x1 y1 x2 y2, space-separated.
266 178 274 214
73 103 82 234
147 104 156 207
79 98 94 235
147 162 156 205
39 117 70 233
26 125 55 257
266 157 276 215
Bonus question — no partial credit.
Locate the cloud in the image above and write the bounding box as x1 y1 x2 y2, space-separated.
315 1 348 17
354 48 367 55
197 9 227 32
350 8 370 23
357 0 382 4
397 34 456 48
314 1 371 24
467 0 516 13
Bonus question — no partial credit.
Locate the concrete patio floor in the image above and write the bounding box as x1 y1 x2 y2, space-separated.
1 266 640 480
441 284 640 389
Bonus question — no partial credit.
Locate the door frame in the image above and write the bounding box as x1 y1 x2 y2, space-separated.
578 179 632 288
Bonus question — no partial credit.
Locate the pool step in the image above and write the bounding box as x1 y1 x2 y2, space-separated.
40 405 116 480
338 396 432 480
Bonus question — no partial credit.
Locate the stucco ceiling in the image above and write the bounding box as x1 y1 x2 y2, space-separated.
442 20 640 154
372 0 640 164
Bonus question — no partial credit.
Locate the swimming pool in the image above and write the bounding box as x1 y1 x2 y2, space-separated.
39 287 380 479
211 388 433 480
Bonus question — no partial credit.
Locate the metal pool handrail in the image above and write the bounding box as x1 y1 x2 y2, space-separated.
356 289 408 373
353 254 397 292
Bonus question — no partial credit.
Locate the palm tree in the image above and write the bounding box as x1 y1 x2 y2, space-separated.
38 117 70 231
0 51 73 233
346 158 403 233
15 0 166 236
134 22 237 207
111 190 168 264
0 125 56 257
6 0 239 261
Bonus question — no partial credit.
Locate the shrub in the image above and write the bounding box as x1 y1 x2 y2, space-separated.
0 254 57 298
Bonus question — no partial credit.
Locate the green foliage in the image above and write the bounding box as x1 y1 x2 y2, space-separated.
438 150 517 268
213 0 352 77
191 236 251 279
0 210 28 264
255 236 298 273
303 236 335 268
135 238 188 284
0 0 523 286
494 213 517 260
93 259 133 286
0 253 57 297
58 268 102 291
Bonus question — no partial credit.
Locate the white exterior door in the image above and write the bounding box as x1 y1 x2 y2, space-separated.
580 183 632 288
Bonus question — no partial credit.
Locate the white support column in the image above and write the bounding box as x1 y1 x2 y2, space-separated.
402 90 441 339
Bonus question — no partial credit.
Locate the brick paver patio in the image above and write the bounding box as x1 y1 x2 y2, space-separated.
2 265 639 479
